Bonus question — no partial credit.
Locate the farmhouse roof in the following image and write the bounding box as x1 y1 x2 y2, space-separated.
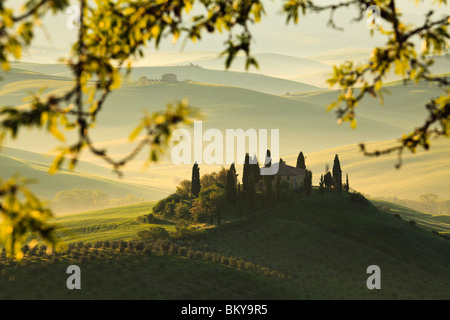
276 162 306 175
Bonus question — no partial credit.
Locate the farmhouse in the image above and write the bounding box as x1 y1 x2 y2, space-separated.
161 73 178 83
257 161 306 191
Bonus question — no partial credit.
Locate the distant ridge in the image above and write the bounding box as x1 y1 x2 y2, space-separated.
0 147 169 201
128 64 320 95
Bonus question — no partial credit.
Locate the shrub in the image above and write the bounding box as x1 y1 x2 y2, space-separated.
134 213 159 224
159 240 170 255
212 254 220 263
171 220 199 239
177 246 187 256
38 245 47 256
220 256 229 265
190 199 208 223
1 248 7 260
228 257 236 267
111 241 120 250
175 202 192 220
153 194 182 217
244 261 253 271
135 241 145 251
137 227 170 241
168 243 177 255
261 267 270 276
203 252 211 261
21 245 29 255
176 180 191 199
409 219 417 226
349 192 369 205
119 241 128 250
143 244 153 253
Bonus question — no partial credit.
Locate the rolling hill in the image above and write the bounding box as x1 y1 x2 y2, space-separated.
171 52 332 82
52 201 162 243
5 61 321 95
1 191 450 299
0 147 169 206
0 64 449 200
280 138 450 200
128 64 320 95
370 199 450 236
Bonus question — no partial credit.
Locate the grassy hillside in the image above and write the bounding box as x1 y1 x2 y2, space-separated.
6 61 320 95
0 147 168 203
279 138 450 200
285 84 445 131
118 64 320 95
53 202 164 243
1 191 450 299
0 66 438 156
88 81 407 156
168 52 331 83
371 199 450 236
1 65 449 200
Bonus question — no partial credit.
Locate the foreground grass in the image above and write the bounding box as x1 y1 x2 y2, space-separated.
0 252 299 300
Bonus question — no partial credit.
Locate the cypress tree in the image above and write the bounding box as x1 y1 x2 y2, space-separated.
251 155 261 183
247 172 256 210
324 171 333 190
332 154 342 193
264 150 272 207
242 153 250 192
304 170 312 197
226 164 237 205
296 151 306 169
345 173 350 192
191 162 201 197
230 162 237 177
319 174 325 194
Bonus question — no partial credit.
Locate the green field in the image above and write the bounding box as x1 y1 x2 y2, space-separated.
370 199 450 237
1 191 449 299
0 150 164 199
53 202 168 243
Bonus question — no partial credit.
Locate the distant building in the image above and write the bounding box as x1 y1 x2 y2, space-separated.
256 162 306 192
161 73 178 83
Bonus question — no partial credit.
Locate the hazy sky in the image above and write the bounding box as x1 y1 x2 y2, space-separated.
16 0 446 64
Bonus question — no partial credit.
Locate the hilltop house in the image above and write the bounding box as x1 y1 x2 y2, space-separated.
256 162 306 192
161 73 178 83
